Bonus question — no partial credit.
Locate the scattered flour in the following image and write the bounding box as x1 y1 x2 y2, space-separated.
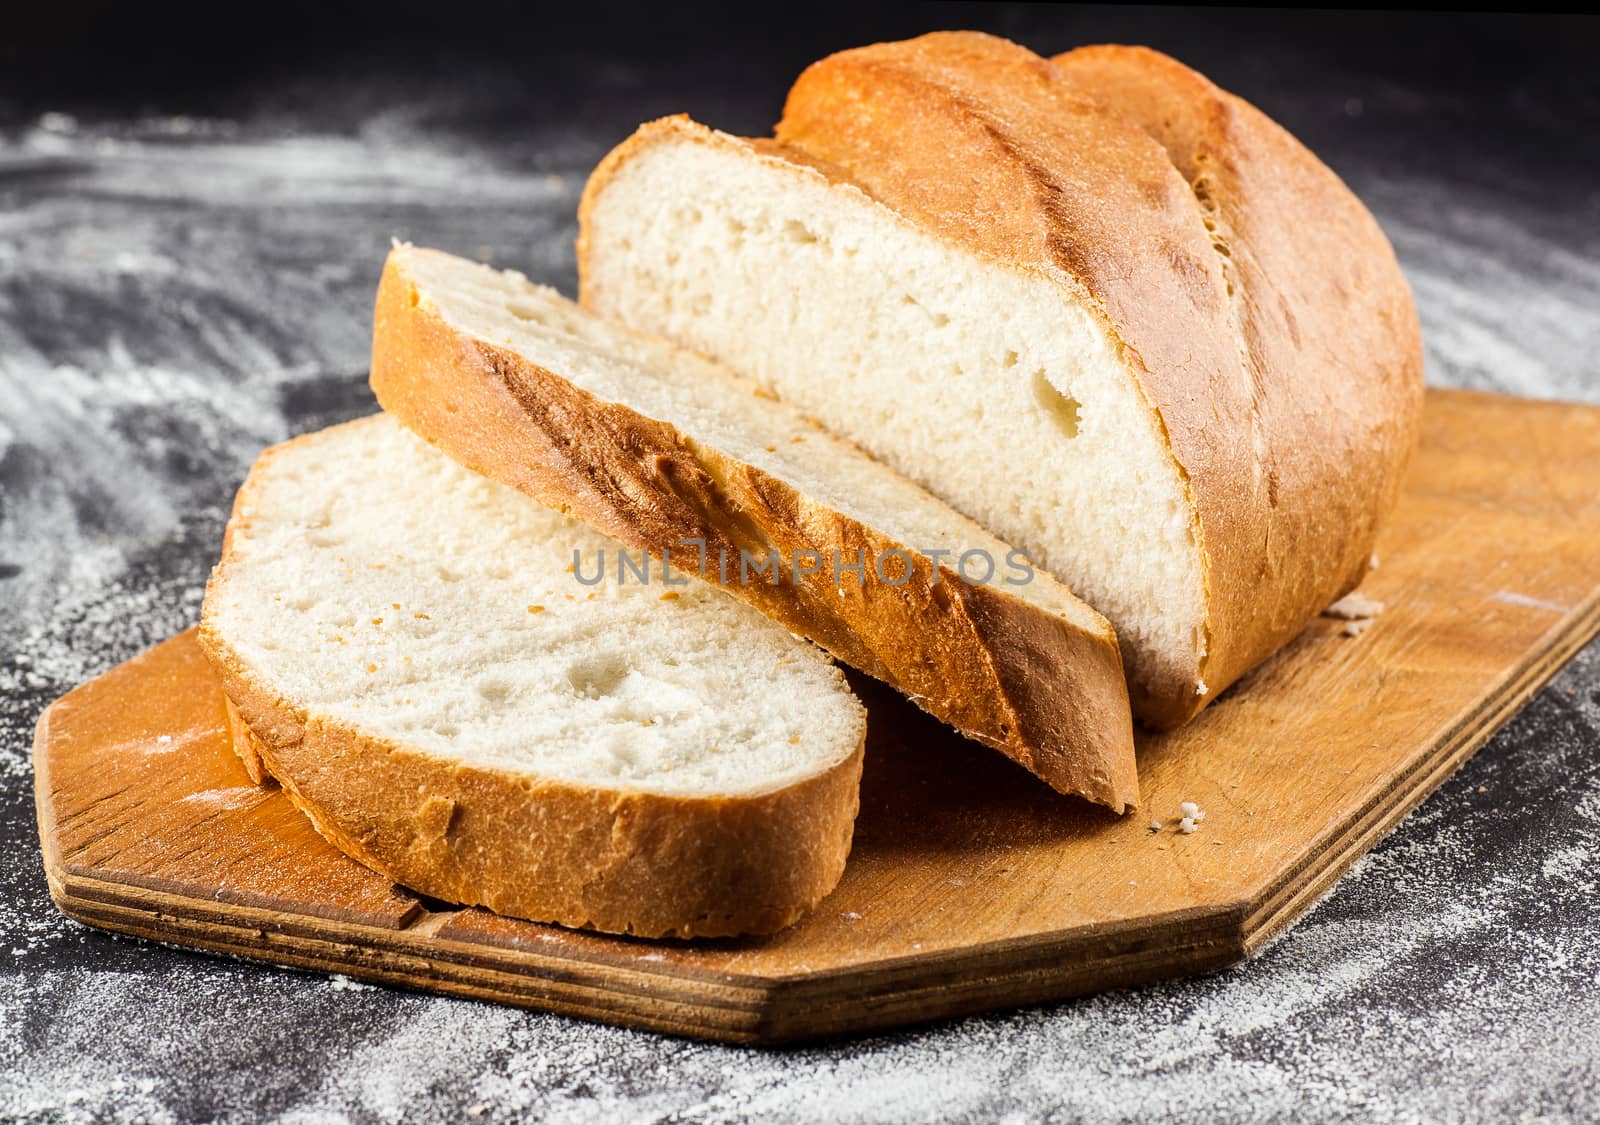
327 973 380 992
1490 590 1574 615
2 80 1599 1125
178 787 265 811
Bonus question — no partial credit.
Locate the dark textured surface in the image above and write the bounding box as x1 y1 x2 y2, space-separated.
3 8 1598 1122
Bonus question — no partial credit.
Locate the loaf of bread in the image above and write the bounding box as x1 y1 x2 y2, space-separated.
369 245 1138 810
199 415 865 938
577 32 1424 727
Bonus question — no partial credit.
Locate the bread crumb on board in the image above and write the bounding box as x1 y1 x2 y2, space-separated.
1152 801 1207 834
1324 592 1384 620
1325 591 1384 636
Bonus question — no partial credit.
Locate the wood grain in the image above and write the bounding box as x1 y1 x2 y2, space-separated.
33 389 1600 1043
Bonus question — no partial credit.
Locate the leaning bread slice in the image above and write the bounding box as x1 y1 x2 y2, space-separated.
371 244 1137 811
199 415 865 938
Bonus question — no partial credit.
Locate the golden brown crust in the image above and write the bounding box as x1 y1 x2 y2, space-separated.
213 666 863 938
371 251 1138 810
758 31 1423 724
197 424 864 939
1048 43 1426 699
223 696 271 786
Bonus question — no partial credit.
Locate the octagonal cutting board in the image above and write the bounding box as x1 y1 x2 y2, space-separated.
34 389 1600 1043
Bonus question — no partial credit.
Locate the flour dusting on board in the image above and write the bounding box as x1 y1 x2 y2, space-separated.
179 786 265 811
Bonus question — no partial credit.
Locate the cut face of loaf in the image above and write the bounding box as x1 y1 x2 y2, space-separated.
576 33 1424 727
199 415 865 938
370 245 1137 810
579 120 1201 721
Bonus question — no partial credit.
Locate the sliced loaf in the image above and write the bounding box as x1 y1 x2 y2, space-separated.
576 32 1425 728
199 415 865 938
369 244 1138 810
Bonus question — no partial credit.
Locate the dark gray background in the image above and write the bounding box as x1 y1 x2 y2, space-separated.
2 5 1598 1122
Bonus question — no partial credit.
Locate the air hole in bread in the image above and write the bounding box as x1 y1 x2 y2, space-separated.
477 678 512 704
605 739 639 773
1031 370 1081 439
784 219 819 244
506 300 546 325
566 653 630 699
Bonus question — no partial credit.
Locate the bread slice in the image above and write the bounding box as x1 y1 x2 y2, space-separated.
576 32 1424 728
370 244 1137 810
198 415 865 938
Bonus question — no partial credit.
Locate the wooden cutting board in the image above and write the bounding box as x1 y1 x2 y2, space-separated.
33 389 1600 1044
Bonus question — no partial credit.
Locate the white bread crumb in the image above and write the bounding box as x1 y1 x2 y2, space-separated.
1324 592 1384 620
1179 818 1198 834
1180 801 1199 818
